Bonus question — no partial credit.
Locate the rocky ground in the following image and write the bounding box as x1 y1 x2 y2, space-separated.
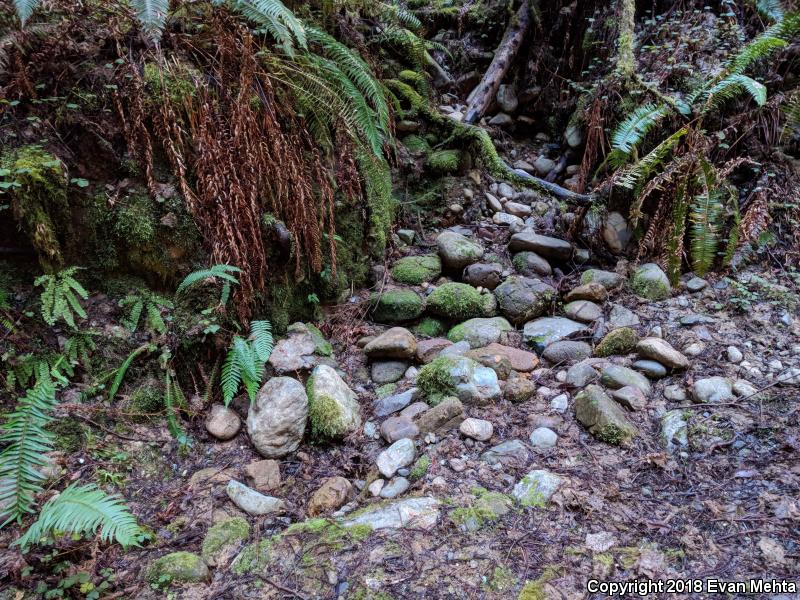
11 148 798 599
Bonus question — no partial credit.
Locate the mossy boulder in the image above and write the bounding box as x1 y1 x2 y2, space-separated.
303 323 333 356
427 283 495 320
306 365 362 439
447 316 513 348
417 356 501 406
391 255 442 284
594 327 639 357
574 384 637 445
370 289 425 323
146 551 209 585
413 317 446 338
402 134 431 154
426 149 461 174
630 263 671 300
201 517 250 567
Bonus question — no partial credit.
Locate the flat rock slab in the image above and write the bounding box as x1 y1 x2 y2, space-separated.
344 497 441 531
472 343 539 372
508 233 573 261
523 317 589 354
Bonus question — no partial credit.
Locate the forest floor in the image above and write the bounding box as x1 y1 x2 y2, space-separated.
4 116 798 599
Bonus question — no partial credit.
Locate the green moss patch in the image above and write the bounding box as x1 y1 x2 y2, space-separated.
413 317 446 338
426 282 488 320
391 255 442 285
426 149 461 174
369 289 425 323
201 517 250 565
594 327 639 357
416 356 458 405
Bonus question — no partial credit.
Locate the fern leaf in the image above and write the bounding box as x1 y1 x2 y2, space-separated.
249 320 274 362
704 74 767 111
16 483 144 550
611 103 669 154
229 0 307 55
176 264 241 294
165 373 191 447
221 347 242 406
107 345 150 403
13 0 40 26
122 297 144 332
0 381 57 527
757 0 785 21
689 160 724 276
616 127 688 190
131 0 169 42
145 303 167 334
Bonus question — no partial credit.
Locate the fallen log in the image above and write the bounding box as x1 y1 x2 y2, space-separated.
463 0 531 124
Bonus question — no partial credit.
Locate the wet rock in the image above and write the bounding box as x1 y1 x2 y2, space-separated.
523 317 590 353
373 388 416 417
529 427 558 449
565 282 608 303
563 300 602 323
447 316 513 348
505 201 532 218
630 263 671 300
632 360 667 379
512 251 552 277
661 410 689 454
575 385 637 444
542 340 592 364
692 377 734 403
417 356 501 406
508 232 573 261
307 364 362 438
463 263 503 290
247 377 308 458
636 337 690 370
344 497 440 531
226 480 285 516
581 269 625 290
245 459 281 492
496 84 518 113
364 327 417 360
376 438 416 478
485 192 503 212
380 416 419 443
504 377 536 403
371 360 408 384
481 439 530 466
512 470 563 506
459 417 494 441
601 364 652 395
205 404 241 440
493 211 525 231
686 277 708 292
437 231 484 269
610 386 647 411
533 156 556 176
413 397 464 433
391 255 442 285
380 477 410 499
427 282 496 320
308 477 352 516
602 212 632 254
494 276 556 325
607 304 640 329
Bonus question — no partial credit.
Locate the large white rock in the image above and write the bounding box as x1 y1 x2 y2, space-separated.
344 497 441 530
246 377 308 458
376 438 416 478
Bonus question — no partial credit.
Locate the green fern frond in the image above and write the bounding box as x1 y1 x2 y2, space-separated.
16 483 144 550
12 0 39 25
722 192 741 267
221 345 243 406
616 127 688 190
107 345 151 403
611 103 670 155
0 381 57 526
130 0 169 42
249 320 274 362
703 74 767 112
176 264 241 295
229 0 307 55
164 372 191 447
666 182 690 285
373 1 422 30
757 0 785 21
34 267 88 329
689 160 724 276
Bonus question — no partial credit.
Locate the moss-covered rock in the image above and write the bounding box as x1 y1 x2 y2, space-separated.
408 454 431 481
402 134 431 154
201 517 250 567
630 263 671 300
146 551 209 585
416 355 501 406
594 327 639 357
370 289 425 323
427 282 494 320
413 317 446 338
391 255 442 284
450 489 514 530
305 323 333 356
575 385 637 444
231 539 274 575
307 365 362 439
426 149 461 174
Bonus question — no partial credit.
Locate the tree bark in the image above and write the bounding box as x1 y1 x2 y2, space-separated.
464 0 531 124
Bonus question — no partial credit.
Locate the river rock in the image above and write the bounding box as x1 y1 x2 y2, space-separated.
512 251 552 277
268 330 317 373
480 439 530 466
607 304 640 329
416 338 453 363
247 377 308 458
307 365 361 438
380 416 419 443
364 327 417 360
463 263 503 290
459 417 494 441
344 497 440 531
523 317 590 353
542 341 592 364
566 361 601 387
610 385 647 411
512 470 563 506
376 438 416 478
602 212 632 254
417 356 501 405
692 377 734 403
662 410 689 454
494 276 557 325
497 84 518 113
565 282 608 303
391 255 442 285
373 388 416 417
370 289 425 323
508 233 573 261
632 359 667 379
600 364 652 395
205 404 241 440
226 480 285 516
564 300 602 323
581 269 625 290
630 263 671 300
447 316 512 348
436 231 484 269
575 385 637 444
307 477 352 516
414 397 464 433
636 337 690 370
472 343 539 372
371 360 408 384
529 427 558 449
427 282 496 320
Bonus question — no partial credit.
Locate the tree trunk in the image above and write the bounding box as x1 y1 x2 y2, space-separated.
464 1 531 124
